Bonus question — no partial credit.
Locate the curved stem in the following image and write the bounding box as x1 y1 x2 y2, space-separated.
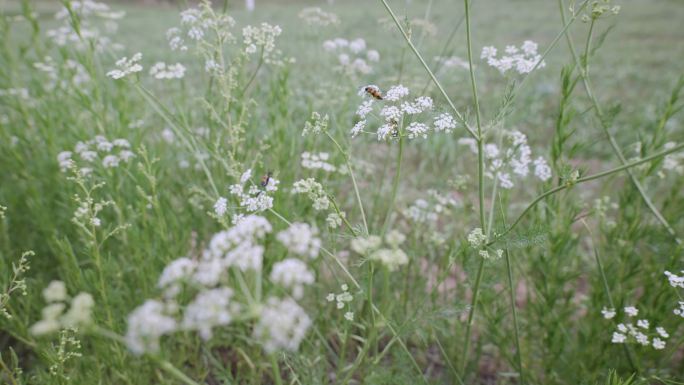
489 141 684 245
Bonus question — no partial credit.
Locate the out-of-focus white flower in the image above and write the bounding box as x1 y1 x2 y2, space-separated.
270 258 315 299
277 223 321 259
107 53 143 79
253 297 311 353
482 41 545 75
43 280 68 303
149 62 186 79
624 306 638 317
214 197 228 217
182 287 236 340
125 300 177 355
601 307 616 319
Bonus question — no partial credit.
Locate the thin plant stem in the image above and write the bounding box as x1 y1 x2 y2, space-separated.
489 141 684 245
325 131 369 234
496 195 525 384
270 355 283 385
557 0 681 244
460 0 488 376
504 249 525 384
382 132 404 235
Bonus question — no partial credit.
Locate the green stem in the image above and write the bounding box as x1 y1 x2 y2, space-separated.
270 355 283 385
460 0 488 377
489 141 684 245
460 258 485 375
382 133 404 235
504 249 525 385
325 131 369 234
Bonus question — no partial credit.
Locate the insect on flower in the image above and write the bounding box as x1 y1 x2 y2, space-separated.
360 84 383 100
260 171 273 188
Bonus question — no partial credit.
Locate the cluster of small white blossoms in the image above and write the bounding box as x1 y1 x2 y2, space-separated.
47 1 124 52
351 230 409 271
301 152 337 172
33 57 90 91
242 23 293 66
301 111 329 136
149 62 186 80
603 306 669 350
404 190 459 224
57 136 135 175
0 251 31 320
218 169 280 214
458 130 551 189
434 56 470 70
664 270 684 318
125 217 317 354
106 53 143 80
298 7 340 27
30 281 94 336
291 178 346 229
481 41 546 75
322 38 380 75
167 3 236 53
353 84 458 141
276 222 322 259
467 228 503 260
585 0 621 21
326 284 354 321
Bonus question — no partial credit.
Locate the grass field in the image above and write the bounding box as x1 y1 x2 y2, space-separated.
1 0 684 384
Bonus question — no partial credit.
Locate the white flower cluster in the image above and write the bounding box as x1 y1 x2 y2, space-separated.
326 284 354 321
301 152 337 172
34 57 90 91
0 88 29 100
481 41 546 75
434 56 470 70
167 4 236 52
664 270 684 288
292 178 330 211
298 7 340 27
607 306 669 350
228 169 279 213
48 1 124 52
107 53 143 80
467 228 503 260
243 23 290 65
30 281 94 336
664 270 684 318
353 84 457 141
127 217 316 354
276 223 321 259
149 62 186 80
458 130 551 189
404 190 459 224
253 297 312 353
57 136 135 174
291 178 347 229
351 230 409 271
270 258 315 299
322 38 379 75
302 111 329 136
